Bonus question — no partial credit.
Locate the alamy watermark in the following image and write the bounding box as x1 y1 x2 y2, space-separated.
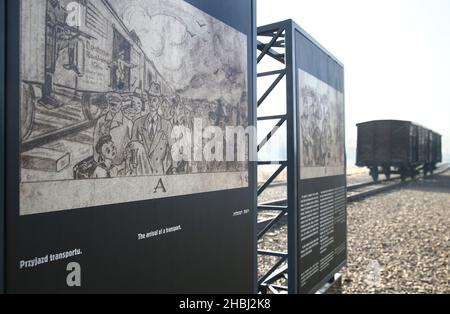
171 119 260 163
65 2 83 27
365 260 383 288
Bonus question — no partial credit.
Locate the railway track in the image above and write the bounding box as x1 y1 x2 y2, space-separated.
347 176 400 192
347 164 449 203
347 179 403 203
258 164 450 231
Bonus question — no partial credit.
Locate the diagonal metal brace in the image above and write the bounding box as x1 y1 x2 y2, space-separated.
258 210 288 239
257 162 287 196
261 264 289 286
257 41 285 64
257 27 285 64
257 70 286 108
258 257 287 287
257 116 287 152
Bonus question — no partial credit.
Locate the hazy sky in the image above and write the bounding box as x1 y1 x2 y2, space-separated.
258 0 450 162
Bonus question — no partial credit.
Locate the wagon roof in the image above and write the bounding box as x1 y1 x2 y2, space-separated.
356 119 413 126
357 120 441 135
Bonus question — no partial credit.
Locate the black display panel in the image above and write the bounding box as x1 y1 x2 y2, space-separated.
4 0 256 293
0 0 5 294
295 27 347 294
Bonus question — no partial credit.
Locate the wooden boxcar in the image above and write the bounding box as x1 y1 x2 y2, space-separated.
356 120 442 181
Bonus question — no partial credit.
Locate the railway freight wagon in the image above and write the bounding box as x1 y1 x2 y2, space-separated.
356 120 442 181
20 0 172 148
428 130 443 169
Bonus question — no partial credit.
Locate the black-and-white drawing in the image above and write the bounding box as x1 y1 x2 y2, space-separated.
299 70 345 179
19 0 249 215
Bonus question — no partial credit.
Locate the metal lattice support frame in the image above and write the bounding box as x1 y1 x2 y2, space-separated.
256 21 298 294
0 0 5 294
257 19 349 295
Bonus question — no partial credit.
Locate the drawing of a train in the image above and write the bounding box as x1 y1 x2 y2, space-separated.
20 0 173 151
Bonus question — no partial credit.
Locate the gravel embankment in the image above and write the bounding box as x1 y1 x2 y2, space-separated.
342 172 450 294
258 171 450 294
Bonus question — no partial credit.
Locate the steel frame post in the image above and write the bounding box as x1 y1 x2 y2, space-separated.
0 0 5 294
256 20 296 294
250 0 258 295
285 20 298 295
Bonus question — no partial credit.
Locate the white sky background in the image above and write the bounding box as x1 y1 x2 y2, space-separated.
258 0 450 163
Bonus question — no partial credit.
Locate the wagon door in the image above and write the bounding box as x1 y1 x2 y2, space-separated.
111 28 131 92
391 121 409 163
428 131 433 162
437 135 442 163
374 121 392 163
410 124 419 163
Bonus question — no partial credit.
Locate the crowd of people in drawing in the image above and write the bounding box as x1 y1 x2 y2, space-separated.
300 85 344 168
74 82 248 179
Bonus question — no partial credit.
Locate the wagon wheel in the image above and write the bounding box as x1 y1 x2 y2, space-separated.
81 92 105 121
370 167 379 182
383 166 391 180
400 166 408 182
21 82 36 141
410 167 417 179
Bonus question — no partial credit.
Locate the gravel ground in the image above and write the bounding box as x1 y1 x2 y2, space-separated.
258 171 450 294
342 172 450 294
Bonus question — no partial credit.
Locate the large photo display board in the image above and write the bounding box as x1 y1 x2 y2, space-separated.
296 28 347 294
4 0 256 293
20 0 249 215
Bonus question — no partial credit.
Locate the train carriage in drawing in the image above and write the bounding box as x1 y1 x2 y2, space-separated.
20 0 172 147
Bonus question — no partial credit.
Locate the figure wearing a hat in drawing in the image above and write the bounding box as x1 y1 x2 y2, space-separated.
93 92 134 167
131 82 173 175
209 99 229 128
